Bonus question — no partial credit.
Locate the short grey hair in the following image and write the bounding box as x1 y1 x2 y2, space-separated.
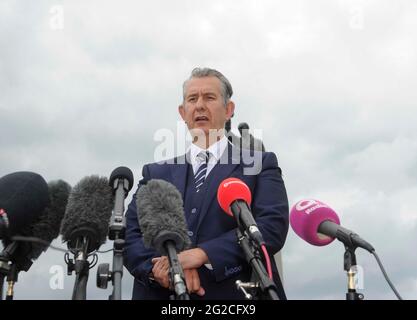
182 67 233 105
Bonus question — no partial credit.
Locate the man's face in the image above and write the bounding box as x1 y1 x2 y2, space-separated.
179 76 235 137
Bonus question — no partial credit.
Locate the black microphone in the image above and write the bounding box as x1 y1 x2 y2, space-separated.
108 166 134 240
2 180 72 264
0 172 50 239
60 175 113 300
136 179 191 299
26 180 72 260
238 122 265 152
1 179 71 300
319 221 375 253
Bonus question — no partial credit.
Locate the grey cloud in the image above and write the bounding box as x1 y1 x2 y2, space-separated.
1 0 417 300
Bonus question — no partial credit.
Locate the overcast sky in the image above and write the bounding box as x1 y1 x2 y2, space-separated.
1 0 417 300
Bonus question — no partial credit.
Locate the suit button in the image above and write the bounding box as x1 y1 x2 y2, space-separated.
191 208 197 214
187 231 194 237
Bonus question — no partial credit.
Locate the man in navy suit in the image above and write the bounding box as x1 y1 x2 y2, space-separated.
124 67 289 300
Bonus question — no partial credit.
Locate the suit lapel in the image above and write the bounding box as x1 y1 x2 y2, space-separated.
195 143 240 233
170 154 189 202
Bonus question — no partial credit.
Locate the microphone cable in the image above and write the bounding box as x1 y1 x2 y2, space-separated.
372 251 403 300
260 244 273 279
9 235 114 254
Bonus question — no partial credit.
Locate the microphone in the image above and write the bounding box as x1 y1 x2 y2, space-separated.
60 175 113 300
136 179 191 299
238 122 265 152
61 175 114 254
25 180 72 260
136 179 191 254
217 177 280 300
217 177 265 246
109 166 134 192
95 167 134 299
1 178 70 300
2 180 72 263
290 199 406 301
108 166 134 240
290 199 374 252
0 172 50 239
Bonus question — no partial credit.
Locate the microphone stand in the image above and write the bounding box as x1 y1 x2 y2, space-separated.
0 244 13 300
344 246 364 300
165 240 189 300
68 236 90 300
96 177 128 299
0 273 4 300
97 231 124 300
5 264 18 300
0 241 33 300
236 229 279 300
107 177 128 300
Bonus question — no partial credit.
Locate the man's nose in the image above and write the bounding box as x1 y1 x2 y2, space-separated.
196 96 206 110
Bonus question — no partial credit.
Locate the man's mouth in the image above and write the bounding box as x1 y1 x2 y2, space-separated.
195 116 209 122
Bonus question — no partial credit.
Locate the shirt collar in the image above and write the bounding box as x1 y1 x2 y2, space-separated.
190 135 229 164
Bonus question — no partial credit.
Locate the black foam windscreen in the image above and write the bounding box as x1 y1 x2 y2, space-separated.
2 179 72 265
27 180 72 259
109 166 134 192
136 179 191 255
60 175 113 253
0 171 50 237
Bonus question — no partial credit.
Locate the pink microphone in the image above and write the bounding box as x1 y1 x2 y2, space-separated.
290 199 340 246
290 199 374 252
291 201 402 300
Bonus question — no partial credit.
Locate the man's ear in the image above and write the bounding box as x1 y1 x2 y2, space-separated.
178 104 186 121
225 101 235 121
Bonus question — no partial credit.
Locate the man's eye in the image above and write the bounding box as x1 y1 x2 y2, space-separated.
188 97 196 102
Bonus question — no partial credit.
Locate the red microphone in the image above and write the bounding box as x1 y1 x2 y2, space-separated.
217 178 264 246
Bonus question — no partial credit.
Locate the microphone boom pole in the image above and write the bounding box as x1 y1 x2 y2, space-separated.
0 243 16 300
105 167 133 300
231 202 280 300
165 240 189 300
67 255 91 301
71 236 90 300
96 167 134 300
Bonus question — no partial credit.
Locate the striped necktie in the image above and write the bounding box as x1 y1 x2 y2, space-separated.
194 151 210 193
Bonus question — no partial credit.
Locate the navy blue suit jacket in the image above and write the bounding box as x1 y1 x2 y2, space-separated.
124 143 289 300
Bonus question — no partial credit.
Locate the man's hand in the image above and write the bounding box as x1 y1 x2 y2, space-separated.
178 248 209 269
151 248 209 296
184 269 205 296
151 256 170 289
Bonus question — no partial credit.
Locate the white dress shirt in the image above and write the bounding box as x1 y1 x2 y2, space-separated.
189 135 229 177
188 135 229 270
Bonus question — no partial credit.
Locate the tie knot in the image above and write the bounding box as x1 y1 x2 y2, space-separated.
197 151 210 164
